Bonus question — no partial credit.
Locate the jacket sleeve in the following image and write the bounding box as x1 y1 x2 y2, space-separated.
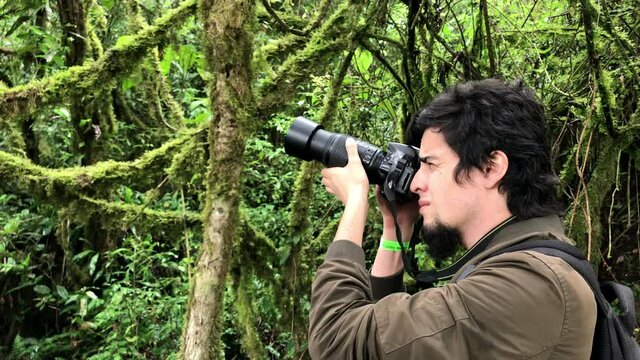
308 240 472 359
308 241 574 360
369 270 404 301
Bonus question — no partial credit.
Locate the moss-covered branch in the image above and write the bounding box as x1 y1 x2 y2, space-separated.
0 0 197 123
256 0 362 119
77 195 201 225
567 136 630 266
180 0 255 356
228 213 276 358
579 0 617 138
0 128 201 196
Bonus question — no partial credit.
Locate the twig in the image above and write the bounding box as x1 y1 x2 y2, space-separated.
260 0 307 36
363 32 403 49
520 0 539 28
304 0 332 33
607 150 622 258
481 0 497 76
579 0 617 138
358 38 415 106
181 188 192 283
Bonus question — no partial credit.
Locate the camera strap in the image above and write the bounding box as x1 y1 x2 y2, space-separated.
382 179 419 278
384 178 518 288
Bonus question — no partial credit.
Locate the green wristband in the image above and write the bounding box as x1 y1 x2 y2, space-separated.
380 239 410 252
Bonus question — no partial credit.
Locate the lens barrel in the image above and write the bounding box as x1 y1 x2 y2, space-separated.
284 117 386 184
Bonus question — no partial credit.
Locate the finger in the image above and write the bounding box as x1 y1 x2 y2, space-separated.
374 187 384 202
345 137 360 164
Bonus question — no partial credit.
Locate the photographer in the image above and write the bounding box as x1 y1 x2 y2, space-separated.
308 79 597 359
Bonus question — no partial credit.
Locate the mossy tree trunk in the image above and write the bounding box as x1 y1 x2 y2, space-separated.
58 0 92 164
180 0 254 358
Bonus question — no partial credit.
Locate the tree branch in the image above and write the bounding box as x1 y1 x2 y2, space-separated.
260 0 307 36
358 38 415 105
0 0 197 124
256 1 361 119
580 0 617 138
0 127 202 196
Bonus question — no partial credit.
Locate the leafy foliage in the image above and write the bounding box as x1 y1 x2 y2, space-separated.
1 0 639 358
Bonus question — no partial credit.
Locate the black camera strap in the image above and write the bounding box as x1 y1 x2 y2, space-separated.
384 176 517 288
412 216 517 287
382 179 419 278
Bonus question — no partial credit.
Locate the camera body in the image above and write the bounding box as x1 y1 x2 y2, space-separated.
284 116 419 203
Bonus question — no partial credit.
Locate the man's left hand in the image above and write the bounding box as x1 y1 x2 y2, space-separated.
320 138 369 205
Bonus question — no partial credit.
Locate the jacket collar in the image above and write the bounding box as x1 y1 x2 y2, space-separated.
450 215 570 282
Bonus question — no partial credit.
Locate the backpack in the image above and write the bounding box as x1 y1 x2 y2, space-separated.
475 239 640 360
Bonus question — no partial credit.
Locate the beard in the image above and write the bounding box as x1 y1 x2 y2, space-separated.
419 220 463 262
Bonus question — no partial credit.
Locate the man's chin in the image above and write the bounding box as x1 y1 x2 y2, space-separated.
420 221 462 261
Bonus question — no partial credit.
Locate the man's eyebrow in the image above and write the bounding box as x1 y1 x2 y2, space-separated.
419 155 438 163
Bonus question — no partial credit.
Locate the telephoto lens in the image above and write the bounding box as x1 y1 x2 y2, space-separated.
284 116 419 203
284 116 387 184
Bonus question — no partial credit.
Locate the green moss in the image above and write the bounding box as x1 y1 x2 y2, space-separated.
235 211 277 280
233 273 268 359
288 161 319 233
0 0 197 124
567 135 632 266
230 212 279 358
78 194 200 224
0 127 202 197
256 0 362 118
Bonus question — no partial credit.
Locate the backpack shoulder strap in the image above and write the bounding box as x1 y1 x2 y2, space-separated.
489 240 610 309
459 239 640 360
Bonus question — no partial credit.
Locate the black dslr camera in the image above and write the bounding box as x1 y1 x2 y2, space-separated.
284 117 419 203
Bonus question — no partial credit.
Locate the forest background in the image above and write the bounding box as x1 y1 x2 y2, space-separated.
0 0 638 358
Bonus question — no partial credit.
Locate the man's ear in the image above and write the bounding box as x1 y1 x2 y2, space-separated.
482 150 508 189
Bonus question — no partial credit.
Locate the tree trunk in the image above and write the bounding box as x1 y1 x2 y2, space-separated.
58 0 86 68
180 0 254 358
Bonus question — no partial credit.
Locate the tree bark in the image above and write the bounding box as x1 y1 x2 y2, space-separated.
58 0 87 68
180 0 254 358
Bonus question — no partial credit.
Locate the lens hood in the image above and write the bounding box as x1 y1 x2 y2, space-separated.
284 117 323 161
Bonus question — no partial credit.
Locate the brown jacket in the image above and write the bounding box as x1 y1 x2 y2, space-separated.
308 215 597 359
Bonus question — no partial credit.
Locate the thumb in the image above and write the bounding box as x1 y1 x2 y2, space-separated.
345 138 360 164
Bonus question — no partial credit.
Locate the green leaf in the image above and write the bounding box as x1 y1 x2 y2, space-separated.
355 48 372 72
178 44 197 71
53 108 70 120
103 0 115 10
89 254 99 276
56 285 69 299
122 77 136 92
279 246 291 266
79 118 91 128
114 35 135 49
160 47 176 75
3 218 20 234
86 291 98 300
34 285 50 295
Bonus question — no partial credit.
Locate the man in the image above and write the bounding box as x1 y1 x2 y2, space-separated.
308 79 597 359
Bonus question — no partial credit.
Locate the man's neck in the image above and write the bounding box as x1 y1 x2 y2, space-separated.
461 210 515 249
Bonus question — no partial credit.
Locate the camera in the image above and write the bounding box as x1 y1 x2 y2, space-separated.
284 117 419 203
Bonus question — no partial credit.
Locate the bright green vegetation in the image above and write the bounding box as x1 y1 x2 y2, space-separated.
0 0 638 358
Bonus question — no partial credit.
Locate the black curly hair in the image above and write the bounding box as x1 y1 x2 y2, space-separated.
406 79 561 219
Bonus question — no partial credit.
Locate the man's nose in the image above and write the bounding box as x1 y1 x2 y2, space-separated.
410 167 426 194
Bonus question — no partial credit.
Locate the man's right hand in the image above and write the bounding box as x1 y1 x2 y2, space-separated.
371 185 418 277
375 185 419 229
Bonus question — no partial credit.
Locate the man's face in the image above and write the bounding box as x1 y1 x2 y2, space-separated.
410 128 484 244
